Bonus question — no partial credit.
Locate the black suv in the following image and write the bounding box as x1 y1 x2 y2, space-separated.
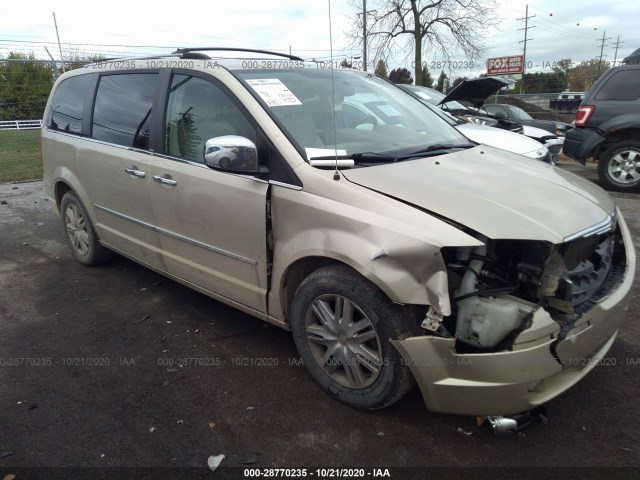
563 48 640 192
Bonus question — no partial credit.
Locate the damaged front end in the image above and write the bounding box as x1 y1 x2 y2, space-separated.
393 209 635 416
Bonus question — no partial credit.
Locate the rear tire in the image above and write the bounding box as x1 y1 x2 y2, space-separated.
60 191 112 266
598 141 640 192
290 264 420 410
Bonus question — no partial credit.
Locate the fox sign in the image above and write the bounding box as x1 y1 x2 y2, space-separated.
487 56 524 75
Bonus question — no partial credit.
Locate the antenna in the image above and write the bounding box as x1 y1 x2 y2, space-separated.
328 0 340 181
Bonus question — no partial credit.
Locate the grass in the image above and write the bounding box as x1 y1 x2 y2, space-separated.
0 129 43 183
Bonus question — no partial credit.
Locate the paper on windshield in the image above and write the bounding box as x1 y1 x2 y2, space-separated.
246 79 302 106
305 148 347 160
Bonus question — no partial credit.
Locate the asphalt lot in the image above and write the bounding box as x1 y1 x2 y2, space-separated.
0 160 639 477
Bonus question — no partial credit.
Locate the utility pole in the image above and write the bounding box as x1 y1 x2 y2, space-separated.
53 12 65 73
517 4 535 94
363 0 367 71
357 1 375 71
612 35 624 67
596 31 612 77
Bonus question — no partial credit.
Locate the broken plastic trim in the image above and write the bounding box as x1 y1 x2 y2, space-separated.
487 407 548 436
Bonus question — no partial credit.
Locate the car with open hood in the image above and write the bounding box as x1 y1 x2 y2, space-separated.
399 82 564 161
403 97 552 163
41 49 635 418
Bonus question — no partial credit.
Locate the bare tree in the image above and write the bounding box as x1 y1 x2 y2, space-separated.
347 0 498 85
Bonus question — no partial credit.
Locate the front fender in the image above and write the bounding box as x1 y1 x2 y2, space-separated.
269 186 481 322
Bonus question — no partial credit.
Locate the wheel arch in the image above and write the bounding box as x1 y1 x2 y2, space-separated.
595 127 640 159
277 254 435 328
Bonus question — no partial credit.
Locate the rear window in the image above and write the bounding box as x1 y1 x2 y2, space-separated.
47 74 94 134
92 73 158 149
595 69 640 100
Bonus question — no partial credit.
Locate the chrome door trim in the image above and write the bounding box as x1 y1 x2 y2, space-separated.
93 204 257 266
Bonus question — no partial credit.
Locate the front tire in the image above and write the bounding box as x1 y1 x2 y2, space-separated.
60 191 112 266
290 264 420 410
598 140 640 192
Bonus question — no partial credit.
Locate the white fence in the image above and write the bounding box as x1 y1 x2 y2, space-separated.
0 120 43 131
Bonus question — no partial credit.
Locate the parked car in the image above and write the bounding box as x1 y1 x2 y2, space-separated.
41 48 634 417
398 81 523 133
481 103 573 137
402 98 552 163
563 48 640 192
399 83 563 162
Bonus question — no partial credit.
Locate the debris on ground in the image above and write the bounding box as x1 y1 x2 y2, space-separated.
131 314 150 325
240 455 259 464
0 450 14 458
207 454 225 472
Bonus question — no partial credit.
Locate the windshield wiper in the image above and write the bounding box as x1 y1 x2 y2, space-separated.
395 143 476 161
309 152 399 163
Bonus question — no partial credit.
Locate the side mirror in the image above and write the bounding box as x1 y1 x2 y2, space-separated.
203 135 259 173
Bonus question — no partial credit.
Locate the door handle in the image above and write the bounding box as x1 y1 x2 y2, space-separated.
125 166 146 178
153 175 177 186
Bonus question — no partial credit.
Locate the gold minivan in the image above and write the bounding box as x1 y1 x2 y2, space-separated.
41 49 635 417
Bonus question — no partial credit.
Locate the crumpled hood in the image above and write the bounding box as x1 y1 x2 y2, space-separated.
342 146 615 243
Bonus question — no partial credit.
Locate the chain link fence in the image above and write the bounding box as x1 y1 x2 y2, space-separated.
0 57 58 183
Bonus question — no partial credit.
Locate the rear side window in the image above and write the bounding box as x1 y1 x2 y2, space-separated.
595 70 640 100
47 74 93 134
92 73 158 149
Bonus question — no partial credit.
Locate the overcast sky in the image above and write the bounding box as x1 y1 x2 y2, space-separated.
1 0 638 78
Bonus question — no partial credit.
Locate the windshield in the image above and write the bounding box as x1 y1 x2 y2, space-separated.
508 106 533 120
234 69 468 161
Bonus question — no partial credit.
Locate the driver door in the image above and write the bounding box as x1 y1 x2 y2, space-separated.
149 72 269 313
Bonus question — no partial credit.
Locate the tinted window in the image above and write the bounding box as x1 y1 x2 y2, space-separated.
595 70 640 100
47 74 93 134
165 74 255 163
92 73 158 149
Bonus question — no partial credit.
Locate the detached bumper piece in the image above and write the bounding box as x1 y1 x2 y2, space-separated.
487 407 548 436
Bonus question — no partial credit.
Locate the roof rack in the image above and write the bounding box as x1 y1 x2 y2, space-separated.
86 53 183 66
172 47 304 61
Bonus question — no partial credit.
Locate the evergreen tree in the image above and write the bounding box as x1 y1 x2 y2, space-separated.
435 71 449 92
374 59 388 79
389 68 414 84
420 66 434 87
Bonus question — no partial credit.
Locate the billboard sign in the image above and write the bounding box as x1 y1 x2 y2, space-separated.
487 55 524 75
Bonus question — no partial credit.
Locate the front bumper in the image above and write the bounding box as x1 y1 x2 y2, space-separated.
563 128 605 164
393 212 635 416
